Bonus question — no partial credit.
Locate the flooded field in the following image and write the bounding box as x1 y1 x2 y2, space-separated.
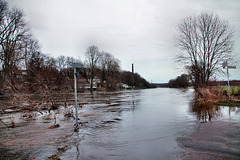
0 88 239 160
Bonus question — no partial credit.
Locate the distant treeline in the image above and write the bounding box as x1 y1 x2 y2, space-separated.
121 71 156 89
168 76 240 89
168 74 189 88
0 43 154 94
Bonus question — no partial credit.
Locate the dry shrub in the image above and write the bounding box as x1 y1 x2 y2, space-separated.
195 87 228 102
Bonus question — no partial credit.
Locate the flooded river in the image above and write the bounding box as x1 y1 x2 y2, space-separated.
0 88 239 159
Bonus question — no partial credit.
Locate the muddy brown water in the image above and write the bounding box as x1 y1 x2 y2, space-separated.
0 88 239 160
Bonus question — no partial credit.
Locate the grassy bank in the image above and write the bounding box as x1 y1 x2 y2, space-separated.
213 86 240 95
194 86 240 107
214 100 240 107
197 99 240 107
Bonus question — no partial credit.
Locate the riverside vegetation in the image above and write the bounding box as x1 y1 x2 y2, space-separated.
194 86 240 106
0 0 154 122
174 12 239 106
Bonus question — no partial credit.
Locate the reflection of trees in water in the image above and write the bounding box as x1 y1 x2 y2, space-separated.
191 102 240 122
228 107 240 116
191 103 222 122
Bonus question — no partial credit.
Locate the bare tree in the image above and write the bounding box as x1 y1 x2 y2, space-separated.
24 38 41 71
0 4 31 91
56 56 80 70
56 55 67 70
99 51 121 89
0 0 7 25
85 45 100 92
65 56 81 68
99 51 108 86
176 13 234 87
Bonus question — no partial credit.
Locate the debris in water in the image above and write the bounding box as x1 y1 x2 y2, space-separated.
74 122 83 132
22 111 35 118
82 114 95 117
0 119 15 128
47 155 60 160
64 110 74 117
57 145 69 152
48 145 70 160
0 118 9 128
106 99 111 104
46 124 60 129
10 121 15 128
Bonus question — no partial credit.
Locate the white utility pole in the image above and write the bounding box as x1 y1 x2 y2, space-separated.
222 61 236 100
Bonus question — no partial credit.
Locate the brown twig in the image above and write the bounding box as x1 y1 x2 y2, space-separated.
0 118 9 128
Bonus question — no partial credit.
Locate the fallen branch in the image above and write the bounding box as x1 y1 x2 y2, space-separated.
46 124 60 129
0 118 15 128
0 118 9 128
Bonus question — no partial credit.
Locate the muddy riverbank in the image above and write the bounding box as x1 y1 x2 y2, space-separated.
0 88 239 160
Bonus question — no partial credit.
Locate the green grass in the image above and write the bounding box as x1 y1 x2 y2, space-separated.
213 86 240 95
214 100 240 107
194 85 240 107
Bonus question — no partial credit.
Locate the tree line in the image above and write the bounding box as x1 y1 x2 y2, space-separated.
0 0 153 95
0 0 73 94
168 74 189 88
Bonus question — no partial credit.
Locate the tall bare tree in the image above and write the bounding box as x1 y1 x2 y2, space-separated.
176 13 234 87
99 51 120 89
0 0 7 25
24 38 41 71
85 45 100 92
56 55 67 70
0 2 31 91
99 51 108 86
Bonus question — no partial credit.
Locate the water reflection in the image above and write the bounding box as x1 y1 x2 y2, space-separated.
191 103 221 122
1 88 239 159
64 88 196 160
191 102 240 122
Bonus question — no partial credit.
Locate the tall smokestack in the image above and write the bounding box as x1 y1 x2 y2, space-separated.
132 63 134 73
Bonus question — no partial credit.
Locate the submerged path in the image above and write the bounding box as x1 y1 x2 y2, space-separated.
0 88 239 159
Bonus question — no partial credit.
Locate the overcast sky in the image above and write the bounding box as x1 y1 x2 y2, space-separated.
8 0 240 83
